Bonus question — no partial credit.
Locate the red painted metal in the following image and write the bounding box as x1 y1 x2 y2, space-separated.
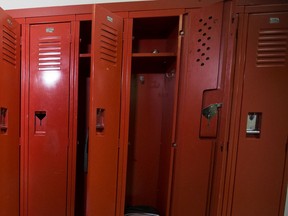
25 22 71 216
104 0 223 13
0 8 20 216
230 11 288 215
21 15 77 216
245 4 288 13
86 5 123 215
126 74 164 207
67 19 77 216
237 0 288 6
116 17 133 216
129 9 185 18
170 2 224 215
209 2 238 215
221 12 249 216
3 2 287 216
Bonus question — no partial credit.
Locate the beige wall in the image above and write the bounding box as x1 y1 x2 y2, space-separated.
0 0 146 10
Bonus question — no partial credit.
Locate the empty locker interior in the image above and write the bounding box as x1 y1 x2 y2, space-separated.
75 19 91 216
125 16 179 215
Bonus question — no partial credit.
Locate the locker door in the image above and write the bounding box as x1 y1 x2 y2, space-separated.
86 5 123 215
0 9 20 216
170 3 224 215
27 22 71 216
231 12 288 215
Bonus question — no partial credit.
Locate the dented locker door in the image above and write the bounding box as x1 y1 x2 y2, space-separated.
27 22 71 216
0 9 20 216
231 12 288 215
86 5 123 215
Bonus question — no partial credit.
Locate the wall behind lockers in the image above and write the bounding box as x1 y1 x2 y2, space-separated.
0 0 142 10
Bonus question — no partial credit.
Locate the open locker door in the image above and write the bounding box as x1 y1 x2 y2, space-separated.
86 5 123 215
170 2 224 215
0 8 20 216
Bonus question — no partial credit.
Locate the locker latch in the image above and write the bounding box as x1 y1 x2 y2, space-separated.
202 103 222 124
246 112 262 138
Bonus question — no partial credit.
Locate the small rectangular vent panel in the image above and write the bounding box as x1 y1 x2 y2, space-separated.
257 29 288 67
100 23 118 65
2 25 17 66
38 37 61 71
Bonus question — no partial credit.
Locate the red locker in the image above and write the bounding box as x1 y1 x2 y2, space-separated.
170 3 224 215
85 5 123 215
120 10 182 216
229 11 288 215
0 8 20 216
22 21 72 216
3 1 287 216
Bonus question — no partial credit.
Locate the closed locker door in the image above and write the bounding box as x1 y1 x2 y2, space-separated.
86 5 123 215
27 22 71 215
0 9 20 216
231 12 288 215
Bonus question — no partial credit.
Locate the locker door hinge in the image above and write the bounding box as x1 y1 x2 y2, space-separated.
20 36 23 46
172 142 177 148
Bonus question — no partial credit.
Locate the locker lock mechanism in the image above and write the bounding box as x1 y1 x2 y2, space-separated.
202 103 222 123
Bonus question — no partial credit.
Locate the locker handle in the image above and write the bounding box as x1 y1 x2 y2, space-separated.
35 111 46 134
96 108 105 133
35 111 46 126
0 107 8 134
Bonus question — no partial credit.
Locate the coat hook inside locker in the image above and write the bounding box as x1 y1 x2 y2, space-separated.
166 69 175 79
139 75 145 84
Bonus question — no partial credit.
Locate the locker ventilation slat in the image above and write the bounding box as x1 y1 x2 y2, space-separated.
38 37 62 71
2 24 17 66
195 16 214 67
256 29 288 67
100 23 118 65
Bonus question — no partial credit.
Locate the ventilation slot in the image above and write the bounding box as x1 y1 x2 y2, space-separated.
38 37 61 71
195 16 214 67
256 29 288 67
100 23 118 65
2 25 17 66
